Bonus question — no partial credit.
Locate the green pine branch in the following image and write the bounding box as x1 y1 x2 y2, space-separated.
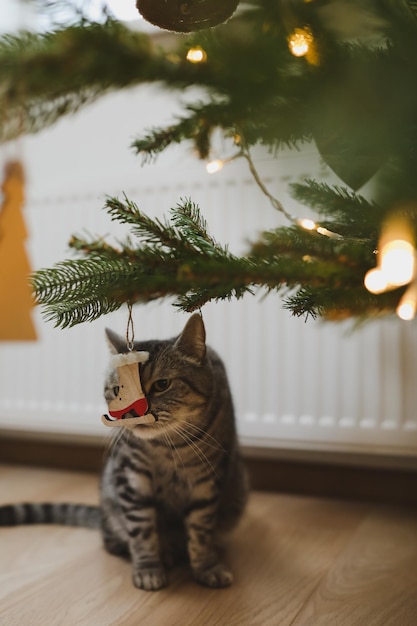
0 10 320 150
131 103 236 162
2 5 414 162
283 285 403 321
290 180 385 239
0 21 153 140
31 195 396 328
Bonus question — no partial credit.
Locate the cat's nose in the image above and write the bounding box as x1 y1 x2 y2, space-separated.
144 402 157 421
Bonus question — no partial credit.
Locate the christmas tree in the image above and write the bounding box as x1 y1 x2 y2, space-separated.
2 0 417 326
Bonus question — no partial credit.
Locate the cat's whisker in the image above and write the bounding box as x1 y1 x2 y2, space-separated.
173 421 225 476
175 419 225 452
161 428 181 475
170 422 218 478
163 433 177 474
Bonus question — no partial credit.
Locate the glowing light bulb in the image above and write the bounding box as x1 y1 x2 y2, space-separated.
186 47 207 63
317 226 342 239
397 302 415 321
288 27 313 57
365 210 417 299
364 268 389 294
206 159 224 174
298 218 316 231
380 240 415 287
396 282 417 320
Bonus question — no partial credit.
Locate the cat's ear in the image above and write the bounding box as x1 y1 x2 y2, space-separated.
105 328 127 355
175 313 206 363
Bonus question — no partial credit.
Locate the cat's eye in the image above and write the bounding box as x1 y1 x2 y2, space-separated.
113 386 120 397
151 379 171 393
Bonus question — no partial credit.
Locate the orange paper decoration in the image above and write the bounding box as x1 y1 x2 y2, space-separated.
0 161 37 340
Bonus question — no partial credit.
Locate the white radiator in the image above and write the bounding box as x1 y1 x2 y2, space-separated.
1 85 417 462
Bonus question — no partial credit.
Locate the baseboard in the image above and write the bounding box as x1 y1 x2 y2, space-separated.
0 434 416 506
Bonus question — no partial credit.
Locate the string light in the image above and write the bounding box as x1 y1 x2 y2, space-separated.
316 226 343 240
364 268 389 294
397 282 417 321
380 240 415 287
397 302 416 321
298 218 316 231
297 218 343 239
288 27 313 58
364 211 417 319
206 159 224 174
207 141 345 241
379 214 416 285
186 46 207 63
205 148 245 175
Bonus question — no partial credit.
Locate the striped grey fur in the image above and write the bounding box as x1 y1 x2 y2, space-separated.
101 313 248 590
0 314 248 591
0 503 100 528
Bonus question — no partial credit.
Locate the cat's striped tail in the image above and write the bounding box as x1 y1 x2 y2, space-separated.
0 503 101 529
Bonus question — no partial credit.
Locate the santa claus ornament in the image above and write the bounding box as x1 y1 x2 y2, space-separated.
102 307 155 430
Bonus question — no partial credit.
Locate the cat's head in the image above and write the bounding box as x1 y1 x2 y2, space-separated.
104 314 213 440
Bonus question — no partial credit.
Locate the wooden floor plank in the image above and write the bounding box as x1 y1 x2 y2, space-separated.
0 464 416 625
291 506 417 626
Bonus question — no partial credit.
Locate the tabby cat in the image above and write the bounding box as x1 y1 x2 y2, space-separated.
0 314 248 590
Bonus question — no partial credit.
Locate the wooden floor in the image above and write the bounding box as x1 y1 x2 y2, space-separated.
1 464 417 625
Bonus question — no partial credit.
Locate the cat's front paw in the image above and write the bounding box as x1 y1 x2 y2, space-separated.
192 562 233 588
132 565 168 591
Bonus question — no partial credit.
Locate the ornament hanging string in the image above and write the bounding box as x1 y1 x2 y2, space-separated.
126 303 135 351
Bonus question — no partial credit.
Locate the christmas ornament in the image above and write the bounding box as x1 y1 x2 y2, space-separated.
314 133 387 191
136 0 240 32
102 350 156 429
311 30 413 191
0 161 36 341
102 306 155 429
312 68 389 191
